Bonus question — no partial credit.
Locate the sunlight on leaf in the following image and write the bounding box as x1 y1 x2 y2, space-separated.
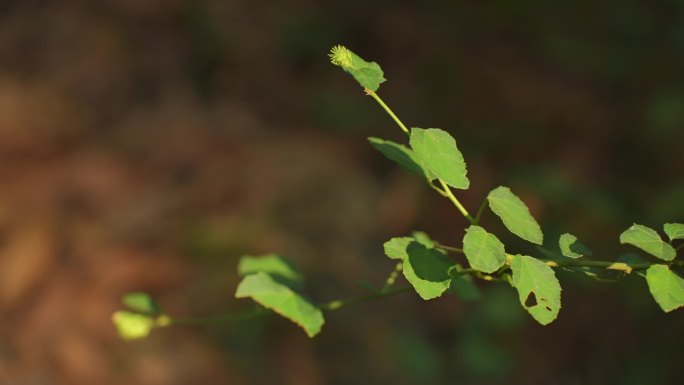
663 223 684 242
558 233 592 259
235 272 324 337
409 128 469 189
112 311 155 341
619 224 675 261
510 254 561 325
487 187 543 245
462 225 507 273
645 265 684 312
238 254 304 289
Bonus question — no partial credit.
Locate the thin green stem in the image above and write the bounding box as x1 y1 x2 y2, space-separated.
434 243 464 254
365 89 410 135
319 286 412 311
439 179 476 224
169 307 268 326
501 252 684 274
474 198 488 225
163 252 684 327
165 286 414 327
428 179 449 197
364 88 476 225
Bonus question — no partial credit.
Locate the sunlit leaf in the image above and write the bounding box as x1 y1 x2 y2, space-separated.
487 187 543 245
411 231 436 248
383 237 414 260
558 233 592 259
664 223 684 242
112 311 155 341
402 242 455 300
645 265 684 312
409 128 469 189
510 254 561 325
238 254 303 289
462 225 507 273
235 272 324 337
619 224 675 261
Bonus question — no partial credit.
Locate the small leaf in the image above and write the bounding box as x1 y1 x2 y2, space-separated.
645 265 684 312
411 231 436 248
409 128 469 189
558 233 592 259
383 233 437 261
619 224 675 261
235 272 324 337
238 254 303 289
122 292 159 315
462 225 507 273
402 242 455 300
664 223 684 242
510 255 561 325
383 237 414 260
368 137 431 178
487 187 544 245
329 45 385 91
112 311 155 340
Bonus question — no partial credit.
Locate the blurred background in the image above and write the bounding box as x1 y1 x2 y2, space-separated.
1 1 684 384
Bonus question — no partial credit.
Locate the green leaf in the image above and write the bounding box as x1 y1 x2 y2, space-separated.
368 137 432 178
448 268 482 302
112 311 155 340
664 223 684 242
487 187 544 245
383 237 414 260
619 224 676 261
409 128 469 189
645 265 684 312
510 255 561 325
558 233 592 259
402 242 455 300
238 254 303 289
383 233 437 261
235 272 324 337
329 45 385 91
411 231 436 248
122 292 159 315
462 225 507 273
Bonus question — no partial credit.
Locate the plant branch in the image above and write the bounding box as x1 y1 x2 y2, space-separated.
438 179 476 224
434 243 464 254
319 285 412 311
365 89 410 135
169 307 268 326
474 198 488 225
500 253 684 274
365 89 476 225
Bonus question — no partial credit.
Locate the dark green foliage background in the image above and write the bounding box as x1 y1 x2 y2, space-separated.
2 0 683 384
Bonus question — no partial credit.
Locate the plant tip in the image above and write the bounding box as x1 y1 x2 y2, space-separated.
329 45 353 68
